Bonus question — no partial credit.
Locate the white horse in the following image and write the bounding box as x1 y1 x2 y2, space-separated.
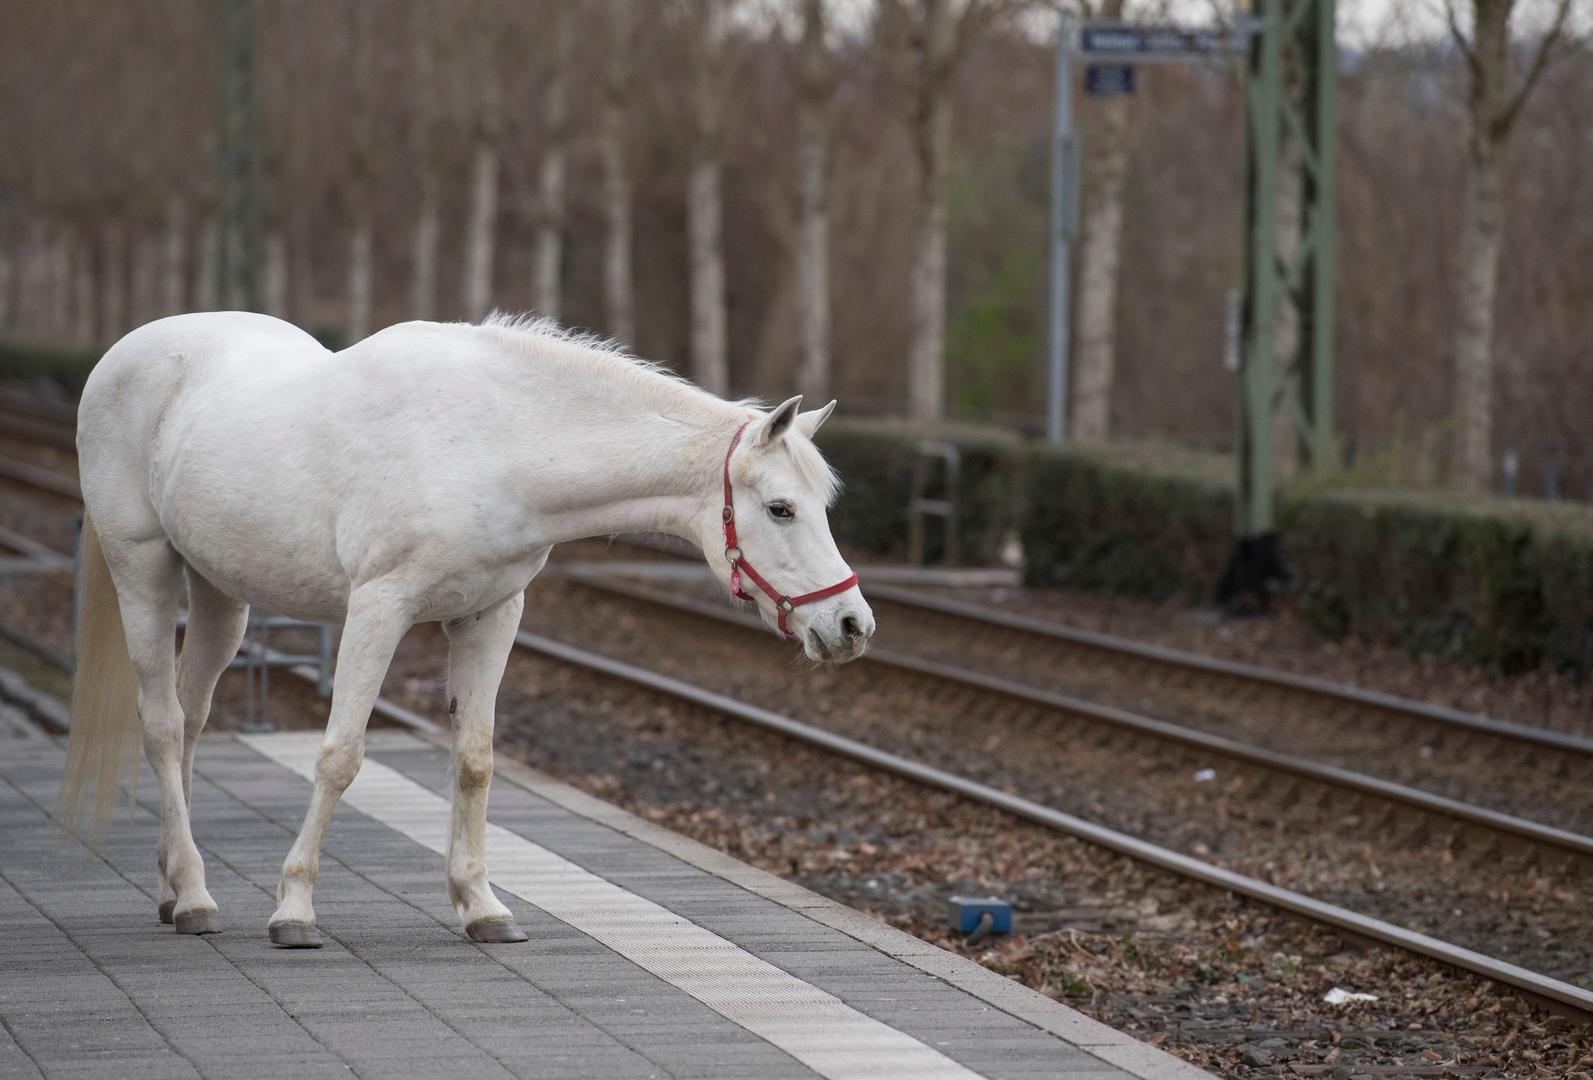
59 311 873 948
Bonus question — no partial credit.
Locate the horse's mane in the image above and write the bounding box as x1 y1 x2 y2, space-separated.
474 312 840 505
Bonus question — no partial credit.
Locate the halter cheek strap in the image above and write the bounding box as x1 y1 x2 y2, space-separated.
722 420 858 639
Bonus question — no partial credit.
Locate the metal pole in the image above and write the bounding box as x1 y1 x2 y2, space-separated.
1304 0 1337 468
1046 11 1076 442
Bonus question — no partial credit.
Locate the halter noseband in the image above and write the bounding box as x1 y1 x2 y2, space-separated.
722 420 858 639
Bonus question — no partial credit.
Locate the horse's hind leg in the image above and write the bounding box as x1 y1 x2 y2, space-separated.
156 570 248 923
269 585 409 948
109 537 221 933
442 593 526 943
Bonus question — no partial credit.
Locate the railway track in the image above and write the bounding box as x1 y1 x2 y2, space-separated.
0 460 1588 1023
554 532 1593 838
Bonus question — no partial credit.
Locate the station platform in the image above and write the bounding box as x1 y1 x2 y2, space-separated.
1 726 1208 1079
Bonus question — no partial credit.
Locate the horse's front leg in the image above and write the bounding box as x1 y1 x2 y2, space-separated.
442 592 526 943
269 587 410 948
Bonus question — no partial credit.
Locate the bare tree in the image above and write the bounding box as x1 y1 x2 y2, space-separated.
409 0 440 321
162 193 187 315
795 0 834 402
901 0 1006 420
1445 0 1573 492
344 5 376 343
689 0 729 395
461 16 502 320
100 220 126 339
194 217 218 312
71 234 95 345
535 3 573 318
601 0 635 343
1071 0 1130 443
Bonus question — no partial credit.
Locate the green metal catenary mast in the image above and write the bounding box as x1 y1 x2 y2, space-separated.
1220 0 1338 604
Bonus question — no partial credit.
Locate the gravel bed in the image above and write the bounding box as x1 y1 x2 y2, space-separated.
372 630 1593 1079
798 589 1593 838
516 577 1592 993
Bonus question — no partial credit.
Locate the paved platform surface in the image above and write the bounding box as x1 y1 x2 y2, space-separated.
0 728 1209 1080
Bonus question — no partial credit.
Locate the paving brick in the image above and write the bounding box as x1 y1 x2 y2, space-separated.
0 727 1210 1079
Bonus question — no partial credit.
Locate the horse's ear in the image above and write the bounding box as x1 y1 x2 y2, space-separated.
753 395 803 446
795 400 837 439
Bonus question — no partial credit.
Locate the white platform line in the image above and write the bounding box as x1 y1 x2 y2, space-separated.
242 732 987 1080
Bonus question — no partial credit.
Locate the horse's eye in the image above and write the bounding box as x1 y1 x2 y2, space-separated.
767 501 795 521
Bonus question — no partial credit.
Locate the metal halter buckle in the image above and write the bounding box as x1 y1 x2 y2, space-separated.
722 506 734 522
725 545 742 564
777 597 795 613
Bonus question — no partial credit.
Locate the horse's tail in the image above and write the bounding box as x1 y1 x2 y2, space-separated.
57 512 141 847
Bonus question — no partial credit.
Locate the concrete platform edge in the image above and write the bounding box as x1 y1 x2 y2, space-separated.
450 733 1214 1080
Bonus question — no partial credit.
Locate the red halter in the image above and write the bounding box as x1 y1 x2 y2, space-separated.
721 420 858 639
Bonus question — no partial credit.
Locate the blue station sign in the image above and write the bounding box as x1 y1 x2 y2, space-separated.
1079 23 1244 61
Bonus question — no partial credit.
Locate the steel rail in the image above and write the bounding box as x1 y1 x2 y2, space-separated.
862 583 1593 757
508 627 1593 1018
0 454 81 499
0 412 77 452
556 571 1593 860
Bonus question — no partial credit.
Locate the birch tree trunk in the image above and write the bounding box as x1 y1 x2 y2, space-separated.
1071 90 1129 442
410 204 439 321
1069 0 1129 441
1447 0 1570 492
50 230 72 342
346 226 372 343
72 238 96 346
195 217 219 312
1453 133 1505 493
601 0 634 344
409 0 440 321
689 0 728 396
1452 0 1509 494
18 224 45 338
263 230 288 318
345 5 375 344
461 24 502 321
100 221 126 341
132 233 162 327
163 194 187 314
907 0 954 421
535 6 572 318
795 0 832 403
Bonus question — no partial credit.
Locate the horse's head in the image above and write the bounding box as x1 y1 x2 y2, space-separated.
705 395 874 663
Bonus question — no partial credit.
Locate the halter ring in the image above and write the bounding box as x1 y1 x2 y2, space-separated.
724 545 742 564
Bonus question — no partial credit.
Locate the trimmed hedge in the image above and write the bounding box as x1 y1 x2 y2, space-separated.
1285 490 1593 675
0 339 102 394
816 417 1025 565
1021 442 1233 602
818 424 1593 679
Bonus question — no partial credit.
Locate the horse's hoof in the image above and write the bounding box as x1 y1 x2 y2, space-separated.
158 900 175 925
174 910 221 936
269 922 323 949
466 917 528 944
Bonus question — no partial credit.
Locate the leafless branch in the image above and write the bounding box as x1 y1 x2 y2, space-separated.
1442 0 1483 83
1496 0 1574 135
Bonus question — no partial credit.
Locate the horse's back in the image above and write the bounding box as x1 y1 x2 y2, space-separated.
77 313 335 585
80 313 326 450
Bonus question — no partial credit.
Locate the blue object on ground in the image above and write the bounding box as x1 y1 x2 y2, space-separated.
949 895 1012 935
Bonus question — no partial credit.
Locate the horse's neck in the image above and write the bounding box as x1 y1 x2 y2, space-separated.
501 364 739 550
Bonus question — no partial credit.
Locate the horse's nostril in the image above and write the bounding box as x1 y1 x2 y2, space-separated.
842 615 861 641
